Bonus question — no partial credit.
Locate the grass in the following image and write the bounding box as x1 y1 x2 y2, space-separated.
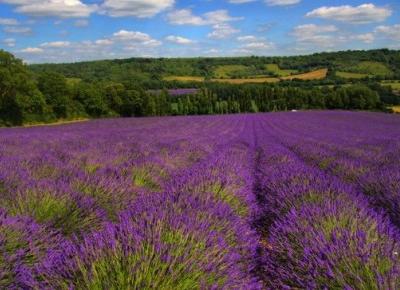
381 81 400 90
342 61 393 77
164 68 328 84
336 71 370 79
163 76 204 82
281 68 328 81
265 64 298 77
211 77 280 84
23 118 89 128
213 65 249 79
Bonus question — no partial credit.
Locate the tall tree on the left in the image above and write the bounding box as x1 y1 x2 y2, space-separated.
0 50 48 126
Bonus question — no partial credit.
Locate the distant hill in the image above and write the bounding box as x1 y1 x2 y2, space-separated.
30 49 400 88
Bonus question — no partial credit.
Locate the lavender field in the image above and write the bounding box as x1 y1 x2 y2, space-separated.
1 111 400 289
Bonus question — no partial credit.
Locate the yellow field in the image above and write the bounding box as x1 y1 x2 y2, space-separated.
281 68 328 81
164 68 328 84
381 81 400 90
392 106 400 113
211 77 280 84
23 118 89 128
163 76 205 82
336 71 369 79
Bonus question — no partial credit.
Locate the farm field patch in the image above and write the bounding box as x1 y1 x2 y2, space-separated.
1 112 400 288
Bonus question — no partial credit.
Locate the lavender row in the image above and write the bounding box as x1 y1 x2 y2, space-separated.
0 115 261 288
254 118 400 288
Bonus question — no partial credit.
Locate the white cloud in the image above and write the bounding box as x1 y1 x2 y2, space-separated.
242 41 274 50
16 29 164 63
40 41 71 48
204 10 243 24
265 0 300 6
229 0 256 3
0 17 19 25
20 47 43 54
100 0 174 18
3 26 32 34
95 39 114 46
354 33 374 44
235 34 275 54
112 30 162 47
74 19 88 27
237 35 258 42
3 38 16 47
208 23 240 39
1 0 97 18
306 4 392 24
166 9 206 25
165 35 194 45
374 24 400 41
292 24 339 48
167 9 242 26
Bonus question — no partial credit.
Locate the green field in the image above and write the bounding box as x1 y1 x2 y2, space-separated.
336 71 370 79
381 81 400 90
213 65 250 79
66 78 82 85
341 61 393 77
163 76 205 82
265 64 298 77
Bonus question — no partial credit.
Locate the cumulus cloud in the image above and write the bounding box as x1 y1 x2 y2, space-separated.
235 34 275 55
112 30 161 47
20 47 43 54
3 38 16 47
0 17 19 25
95 39 114 46
374 24 400 41
353 33 375 44
100 0 174 18
292 24 339 48
168 9 242 26
265 0 300 6
40 41 71 48
208 23 240 39
16 29 164 63
165 35 194 45
3 26 32 34
237 35 258 42
0 0 98 18
166 9 206 25
74 19 88 27
306 3 392 24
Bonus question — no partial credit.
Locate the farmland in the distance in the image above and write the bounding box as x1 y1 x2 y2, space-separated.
1 111 400 289
164 68 328 84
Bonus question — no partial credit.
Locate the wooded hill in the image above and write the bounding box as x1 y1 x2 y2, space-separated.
29 49 400 88
1 49 399 127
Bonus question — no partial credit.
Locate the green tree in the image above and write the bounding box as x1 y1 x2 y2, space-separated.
0 50 47 126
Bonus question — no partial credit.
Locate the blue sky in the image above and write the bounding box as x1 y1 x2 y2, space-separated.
0 0 399 63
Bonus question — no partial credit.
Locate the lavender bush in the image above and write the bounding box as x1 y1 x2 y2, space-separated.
0 111 399 288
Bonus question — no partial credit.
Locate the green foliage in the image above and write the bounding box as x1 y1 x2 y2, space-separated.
265 64 298 77
0 50 49 125
2 191 102 236
1 49 400 127
341 61 393 77
71 229 224 290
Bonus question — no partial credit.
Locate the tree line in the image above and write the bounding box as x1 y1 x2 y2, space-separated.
1 50 399 126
